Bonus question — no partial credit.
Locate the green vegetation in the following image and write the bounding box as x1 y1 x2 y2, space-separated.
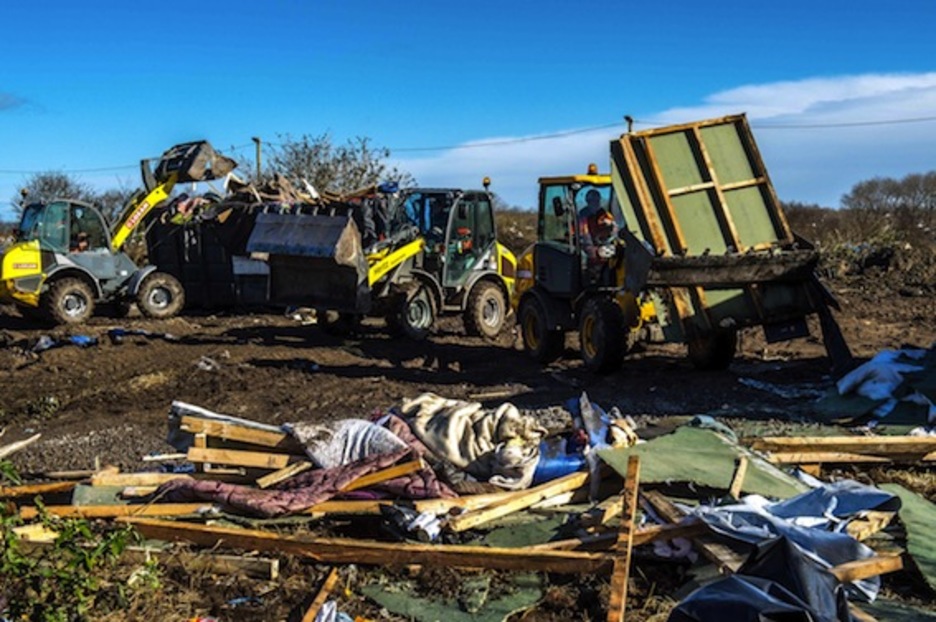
0 462 144 622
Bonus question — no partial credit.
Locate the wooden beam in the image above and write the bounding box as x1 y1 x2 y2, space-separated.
180 415 298 449
187 446 298 470
642 490 744 574
0 481 77 498
19 503 214 520
120 517 615 574
18 495 512 521
728 456 749 500
446 471 589 532
302 567 341 622
606 455 640 622
256 461 313 489
751 436 936 455
341 459 424 493
829 554 903 584
92 471 251 487
766 452 895 465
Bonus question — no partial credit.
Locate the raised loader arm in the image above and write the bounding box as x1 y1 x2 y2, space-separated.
110 173 177 251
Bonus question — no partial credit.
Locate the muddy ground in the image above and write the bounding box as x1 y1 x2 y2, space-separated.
1 272 935 620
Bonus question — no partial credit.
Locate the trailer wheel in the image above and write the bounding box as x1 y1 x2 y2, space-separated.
464 281 507 339
391 281 435 341
42 277 96 325
137 272 185 319
578 296 625 373
687 330 737 370
518 296 563 363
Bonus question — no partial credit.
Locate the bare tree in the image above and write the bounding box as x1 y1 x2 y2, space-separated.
266 134 414 195
15 172 96 214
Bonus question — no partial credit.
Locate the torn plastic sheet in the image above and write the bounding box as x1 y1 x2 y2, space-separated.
687 479 899 601
832 347 936 423
670 537 851 622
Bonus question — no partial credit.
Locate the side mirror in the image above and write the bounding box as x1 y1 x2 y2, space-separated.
552 197 565 217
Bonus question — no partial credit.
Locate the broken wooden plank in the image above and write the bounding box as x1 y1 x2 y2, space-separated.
829 554 903 583
751 436 936 455
766 452 898 465
642 490 745 574
341 459 425 493
258 458 423 493
256 461 314 489
0 433 41 460
121 517 615 574
302 567 341 622
0 481 77 498
446 471 590 532
187 446 299 470
728 456 749 500
845 511 896 542
180 415 298 449
607 455 640 622
19 503 216 520
92 471 251 486
13 523 59 543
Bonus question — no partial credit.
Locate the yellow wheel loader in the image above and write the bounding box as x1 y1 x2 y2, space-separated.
247 185 517 340
513 114 852 373
0 141 235 325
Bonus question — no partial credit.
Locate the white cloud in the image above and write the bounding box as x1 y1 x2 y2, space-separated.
392 72 936 209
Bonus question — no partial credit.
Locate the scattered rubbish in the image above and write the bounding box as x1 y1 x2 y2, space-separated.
226 595 263 608
107 327 179 344
195 356 221 371
31 334 98 353
815 346 936 425
5 389 934 619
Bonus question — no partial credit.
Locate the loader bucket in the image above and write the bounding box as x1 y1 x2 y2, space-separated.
247 212 371 313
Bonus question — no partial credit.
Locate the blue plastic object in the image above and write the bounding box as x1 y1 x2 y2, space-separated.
532 438 586 485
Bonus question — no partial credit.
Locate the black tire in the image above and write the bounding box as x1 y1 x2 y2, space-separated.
687 330 738 371
320 309 359 336
136 272 185 319
578 296 625 373
463 281 507 339
42 277 96 325
518 296 563 363
390 281 436 341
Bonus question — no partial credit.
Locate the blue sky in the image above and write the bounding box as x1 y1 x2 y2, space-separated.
2 1 936 220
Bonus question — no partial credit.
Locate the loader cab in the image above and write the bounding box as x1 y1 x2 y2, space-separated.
18 200 111 254
534 169 622 295
16 199 131 283
402 189 498 288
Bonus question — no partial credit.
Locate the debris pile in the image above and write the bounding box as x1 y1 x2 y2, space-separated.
3 392 936 621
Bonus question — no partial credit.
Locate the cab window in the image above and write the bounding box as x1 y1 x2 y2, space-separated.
540 184 574 246
38 201 69 252
70 204 109 251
